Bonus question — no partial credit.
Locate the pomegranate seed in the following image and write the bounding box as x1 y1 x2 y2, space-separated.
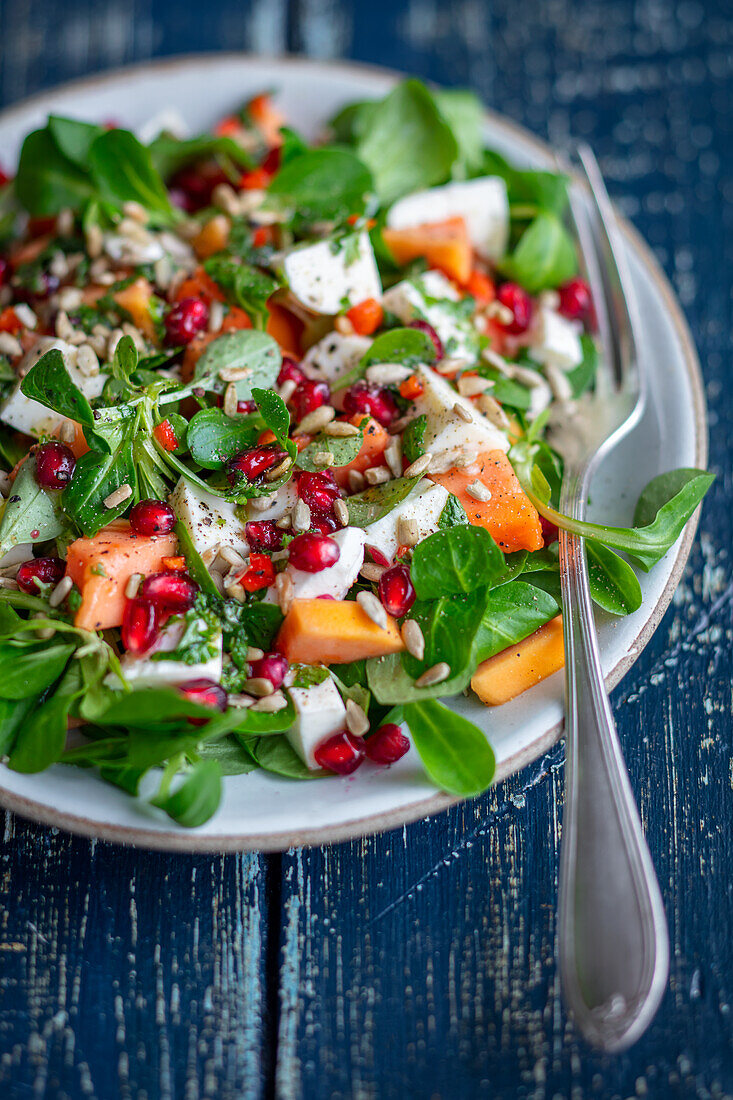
164 297 209 345
314 730 365 775
129 499 176 536
245 520 283 552
16 557 65 594
288 532 340 573
296 470 341 513
342 380 398 427
365 723 410 765
277 357 305 386
35 441 75 490
178 678 228 725
378 564 416 617
366 545 390 568
0 257 9 286
558 277 593 323
409 319 443 361
227 444 287 487
237 399 257 414
496 283 533 335
140 571 197 612
540 514 559 546
291 378 330 422
239 553 275 592
309 511 339 535
122 597 159 654
249 652 288 691
169 164 229 212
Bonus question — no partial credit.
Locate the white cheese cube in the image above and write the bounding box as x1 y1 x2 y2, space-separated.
283 231 381 315
245 480 298 523
0 337 107 438
387 176 509 260
529 306 583 372
301 331 372 384
285 673 348 769
286 525 365 600
364 478 449 562
115 619 223 689
411 364 509 473
382 272 478 362
170 477 247 565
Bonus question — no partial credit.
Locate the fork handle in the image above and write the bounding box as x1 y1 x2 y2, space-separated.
557 525 669 1051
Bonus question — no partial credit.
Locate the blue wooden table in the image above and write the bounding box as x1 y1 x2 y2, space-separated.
1 2 731 1097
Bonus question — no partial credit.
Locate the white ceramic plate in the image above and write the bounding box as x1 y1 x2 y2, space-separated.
0 55 707 850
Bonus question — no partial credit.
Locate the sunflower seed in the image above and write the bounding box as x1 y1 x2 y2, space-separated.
278 378 297 403
538 289 560 309
49 575 73 608
249 493 277 513
436 356 470 376
466 479 492 502
57 286 84 312
265 457 294 482
545 362 573 403
219 366 252 382
212 183 242 216
275 514 292 529
360 563 385 582
0 577 19 590
313 451 335 469
13 303 36 329
457 374 490 398
76 344 100 378
228 693 255 708
401 619 425 660
510 365 546 389
208 299 224 333
122 200 148 223
223 383 238 418
85 224 104 258
481 347 512 373
292 499 311 533
251 691 288 713
486 300 514 325
357 590 388 630
56 207 74 236
59 421 77 444
334 315 354 336
298 405 335 434
477 394 511 429
365 363 411 385
324 421 360 438
414 662 451 688
103 484 133 509
397 515 420 547
220 545 247 568
276 572 294 614
345 699 370 737
0 334 23 357
245 677 274 697
246 646 265 661
453 402 473 423
384 437 402 478
403 453 432 478
226 582 247 603
125 573 143 599
347 470 365 492
333 498 350 526
365 465 391 486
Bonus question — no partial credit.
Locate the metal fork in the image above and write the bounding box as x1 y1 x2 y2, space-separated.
553 145 669 1051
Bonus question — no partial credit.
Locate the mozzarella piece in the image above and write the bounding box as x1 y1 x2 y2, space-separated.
529 306 583 372
0 337 107 437
387 176 509 260
286 525 365 600
115 619 223 689
283 231 381 315
245 480 298 523
0 543 32 567
382 272 478 362
411 364 509 473
364 478 449 562
285 673 348 769
170 477 247 565
301 331 372 384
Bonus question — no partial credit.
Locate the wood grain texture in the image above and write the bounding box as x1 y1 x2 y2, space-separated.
0 0 732 1096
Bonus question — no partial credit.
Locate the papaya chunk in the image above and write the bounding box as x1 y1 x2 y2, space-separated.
113 277 158 341
276 599 404 666
471 616 564 706
66 521 178 632
332 416 390 489
428 449 543 553
382 216 471 285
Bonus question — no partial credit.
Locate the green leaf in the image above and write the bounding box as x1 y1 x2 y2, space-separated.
332 326 436 393
197 735 259 776
345 476 420 527
565 335 598 399
194 330 282 399
8 660 84 773
148 133 253 179
0 696 38 756
0 458 66 556
47 115 103 166
402 414 428 466
402 589 489 682
482 149 570 218
500 212 577 292
410 525 506 599
586 540 642 616
251 387 295 461
403 700 495 797
0 638 74 699
174 521 221 598
264 146 373 228
435 89 484 175
20 348 95 427
186 407 260 470
367 651 472 705
295 423 364 472
64 437 137 536
151 759 222 827
203 257 281 329
88 129 175 221
15 127 96 215
474 580 560 663
356 80 459 204
438 493 469 530
252 735 320 779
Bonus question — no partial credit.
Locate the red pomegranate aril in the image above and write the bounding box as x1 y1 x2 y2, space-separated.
342 380 398 427
291 378 330 422
539 514 559 546
122 597 159 655
35 441 76 490
277 357 305 386
296 470 341 512
558 277 593 324
378 564 415 618
288 532 340 573
16 557 65 594
409 319 443 361
249 652 288 691
245 519 283 552
496 282 533 335
227 445 287 486
0 257 9 287
366 545 390 568
169 163 229 212
164 297 209 345
314 730 365 775
365 723 410 765
140 571 197 612
309 511 339 535
237 399 257 414
129 499 176 537
178 678 228 725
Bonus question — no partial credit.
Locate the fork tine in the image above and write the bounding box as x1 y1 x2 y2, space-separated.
575 144 642 389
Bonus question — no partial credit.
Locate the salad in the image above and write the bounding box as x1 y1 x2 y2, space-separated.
0 79 711 827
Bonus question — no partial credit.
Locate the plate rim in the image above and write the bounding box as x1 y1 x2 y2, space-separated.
0 52 709 851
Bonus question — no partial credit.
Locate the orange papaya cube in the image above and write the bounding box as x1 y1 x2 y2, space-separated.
276 599 404 666
113 277 158 341
471 616 564 706
428 449 543 553
332 416 390 490
53 420 89 459
174 266 226 304
66 521 178 632
191 215 230 259
382 216 472 285
266 302 303 358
